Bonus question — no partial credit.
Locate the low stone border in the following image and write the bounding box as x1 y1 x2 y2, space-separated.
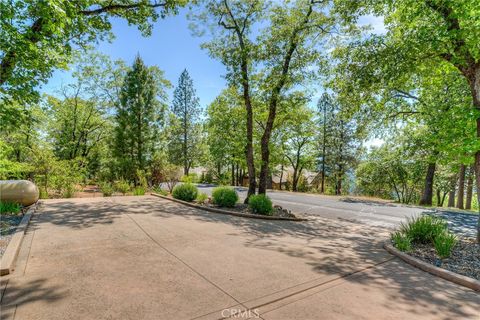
384 242 480 292
151 193 307 221
0 203 38 276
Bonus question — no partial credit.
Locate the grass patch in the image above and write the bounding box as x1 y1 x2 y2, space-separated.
393 215 457 259
433 232 457 259
399 216 446 244
391 231 412 252
133 186 146 196
0 202 22 215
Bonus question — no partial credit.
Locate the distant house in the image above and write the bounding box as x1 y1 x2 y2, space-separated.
271 166 320 190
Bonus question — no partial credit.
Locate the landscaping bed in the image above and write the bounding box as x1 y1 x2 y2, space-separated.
389 215 480 286
200 202 297 219
407 238 479 280
0 207 25 257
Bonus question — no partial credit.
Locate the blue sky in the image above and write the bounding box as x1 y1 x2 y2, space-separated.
42 8 227 108
42 8 386 112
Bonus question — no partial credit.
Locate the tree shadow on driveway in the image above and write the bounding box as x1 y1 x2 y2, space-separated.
32 196 479 319
1 278 67 319
144 198 479 319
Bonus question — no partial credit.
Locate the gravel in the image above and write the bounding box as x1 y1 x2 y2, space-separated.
408 238 480 280
201 202 297 218
0 214 24 257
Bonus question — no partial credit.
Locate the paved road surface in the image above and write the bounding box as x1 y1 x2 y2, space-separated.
196 185 429 229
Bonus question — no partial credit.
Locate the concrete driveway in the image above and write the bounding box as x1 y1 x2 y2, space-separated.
1 196 478 320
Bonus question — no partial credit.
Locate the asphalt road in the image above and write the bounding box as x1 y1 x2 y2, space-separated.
195 184 430 229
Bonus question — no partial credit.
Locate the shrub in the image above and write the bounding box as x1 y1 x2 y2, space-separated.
0 202 22 215
172 183 198 202
136 169 148 188
391 231 412 252
434 232 457 259
133 186 146 196
181 173 198 183
115 180 131 195
248 194 273 215
63 184 76 198
196 192 208 204
39 187 49 199
399 216 446 244
212 187 238 207
99 182 114 197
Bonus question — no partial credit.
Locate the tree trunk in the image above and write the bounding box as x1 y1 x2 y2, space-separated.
320 102 327 194
335 164 343 195
231 161 235 186
466 165 474 210
436 189 441 207
257 3 315 195
292 168 298 192
441 192 448 207
279 163 284 191
447 175 456 207
456 164 466 209
419 162 436 206
468 66 480 241
235 163 239 186
474 116 480 243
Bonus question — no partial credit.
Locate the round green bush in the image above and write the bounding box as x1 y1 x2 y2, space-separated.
172 183 198 202
248 194 273 215
212 187 238 207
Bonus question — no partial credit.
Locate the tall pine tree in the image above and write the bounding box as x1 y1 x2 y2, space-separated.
316 93 360 195
113 55 165 183
168 69 202 175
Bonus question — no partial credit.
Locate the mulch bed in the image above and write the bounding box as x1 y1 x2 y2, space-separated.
200 202 297 219
408 238 480 280
0 212 25 257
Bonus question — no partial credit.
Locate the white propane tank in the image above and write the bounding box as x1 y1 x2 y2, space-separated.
0 180 39 206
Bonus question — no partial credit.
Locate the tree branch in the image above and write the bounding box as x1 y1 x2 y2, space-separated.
80 1 167 16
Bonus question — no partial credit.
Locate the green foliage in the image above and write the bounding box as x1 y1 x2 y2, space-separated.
0 158 33 180
355 142 426 204
391 231 412 252
212 187 238 207
280 104 316 192
152 187 168 196
99 182 114 197
133 186 146 196
248 194 273 215
399 216 447 245
136 169 148 188
394 215 457 258
62 184 76 198
168 70 203 173
172 183 198 202
433 232 457 259
0 202 22 215
39 188 49 199
180 173 198 183
196 192 208 204
113 55 169 182
48 160 83 198
115 180 131 195
0 0 185 104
